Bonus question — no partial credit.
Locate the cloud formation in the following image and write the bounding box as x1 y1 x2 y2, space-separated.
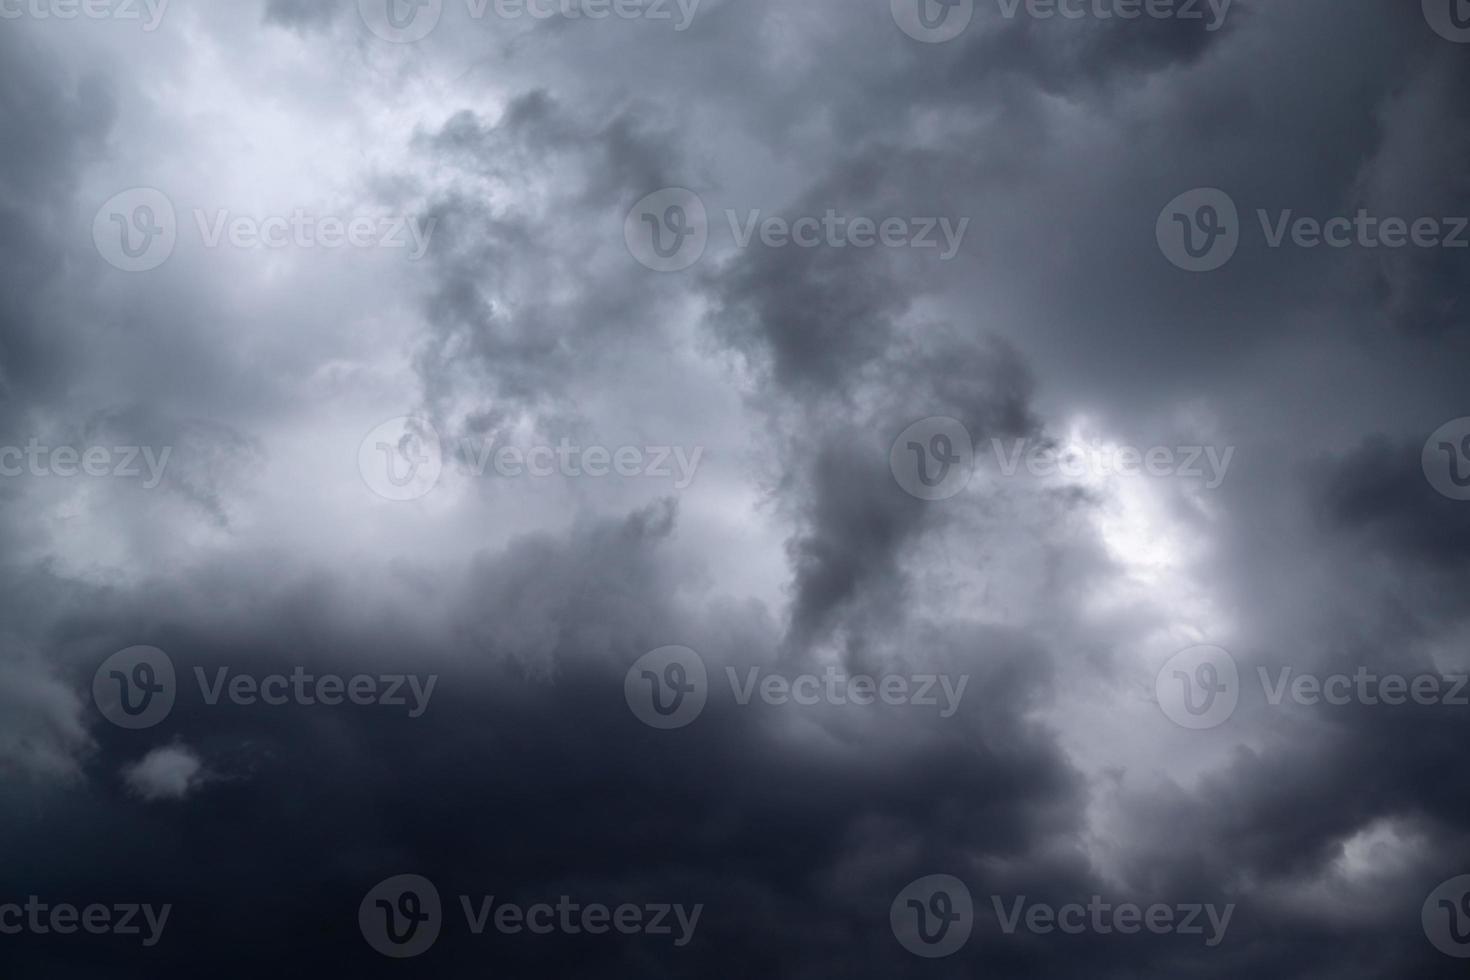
0 0 1468 976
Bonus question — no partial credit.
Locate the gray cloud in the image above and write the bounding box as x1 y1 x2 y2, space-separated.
0 0 1467 976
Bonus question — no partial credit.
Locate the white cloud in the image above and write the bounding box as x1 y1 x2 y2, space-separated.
122 744 209 802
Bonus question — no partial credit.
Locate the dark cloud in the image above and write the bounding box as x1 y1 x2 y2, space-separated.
1316 434 1470 570
0 0 1468 976
0 30 112 407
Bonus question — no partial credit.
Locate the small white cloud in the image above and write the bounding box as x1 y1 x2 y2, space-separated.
122 744 209 802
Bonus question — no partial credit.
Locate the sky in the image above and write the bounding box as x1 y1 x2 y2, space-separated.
2 0 1470 975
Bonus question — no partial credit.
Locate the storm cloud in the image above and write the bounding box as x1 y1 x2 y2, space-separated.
0 0 1468 976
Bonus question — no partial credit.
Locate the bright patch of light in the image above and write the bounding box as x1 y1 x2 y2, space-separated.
1056 417 1221 641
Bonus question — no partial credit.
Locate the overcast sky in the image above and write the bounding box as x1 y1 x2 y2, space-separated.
2 0 1470 975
